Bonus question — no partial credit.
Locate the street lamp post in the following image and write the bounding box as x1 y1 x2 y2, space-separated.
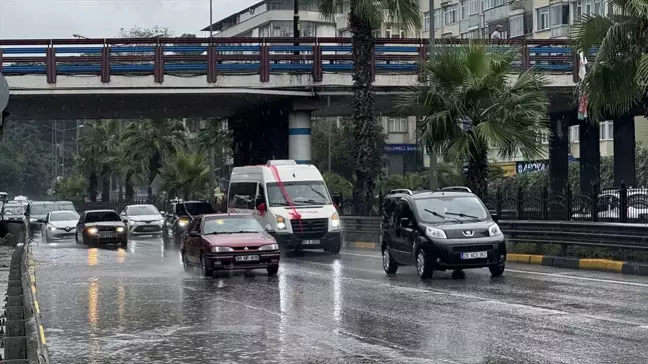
427 0 438 190
209 0 213 38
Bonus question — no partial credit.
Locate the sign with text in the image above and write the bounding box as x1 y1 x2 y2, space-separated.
385 144 417 154
516 160 548 174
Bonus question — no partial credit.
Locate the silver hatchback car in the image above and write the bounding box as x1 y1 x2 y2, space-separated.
42 210 80 243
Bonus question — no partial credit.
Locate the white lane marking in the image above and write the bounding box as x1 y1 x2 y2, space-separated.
291 259 648 328
341 252 648 288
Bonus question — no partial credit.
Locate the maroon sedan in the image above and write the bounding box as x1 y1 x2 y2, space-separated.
180 213 280 277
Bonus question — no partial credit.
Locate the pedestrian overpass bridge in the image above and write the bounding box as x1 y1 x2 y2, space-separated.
1 37 578 120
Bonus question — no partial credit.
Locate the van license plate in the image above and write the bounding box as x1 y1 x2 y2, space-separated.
302 240 320 245
461 251 487 259
236 255 259 262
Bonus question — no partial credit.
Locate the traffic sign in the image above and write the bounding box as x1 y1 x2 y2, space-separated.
0 73 8 111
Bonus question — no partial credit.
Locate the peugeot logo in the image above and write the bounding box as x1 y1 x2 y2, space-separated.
462 230 474 237
65 227 71 232
244 247 249 251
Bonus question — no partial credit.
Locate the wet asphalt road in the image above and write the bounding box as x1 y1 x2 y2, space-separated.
30 236 648 364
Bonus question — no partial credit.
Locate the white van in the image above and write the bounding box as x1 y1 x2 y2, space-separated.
227 160 341 253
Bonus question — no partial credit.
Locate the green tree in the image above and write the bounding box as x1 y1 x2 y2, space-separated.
0 121 50 197
323 172 353 197
405 42 549 197
311 119 356 180
123 119 188 197
570 6 647 120
54 175 86 200
78 120 122 202
318 0 421 214
160 150 210 200
119 25 172 38
195 118 233 187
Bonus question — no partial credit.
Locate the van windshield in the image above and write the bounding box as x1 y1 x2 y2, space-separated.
267 181 331 207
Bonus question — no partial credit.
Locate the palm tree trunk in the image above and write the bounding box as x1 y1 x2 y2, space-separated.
88 172 98 202
465 146 489 198
101 167 110 202
350 12 378 216
148 154 161 200
125 171 134 202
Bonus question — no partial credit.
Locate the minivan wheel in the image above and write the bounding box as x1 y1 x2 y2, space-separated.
416 250 434 279
489 264 505 277
200 254 214 277
382 248 398 274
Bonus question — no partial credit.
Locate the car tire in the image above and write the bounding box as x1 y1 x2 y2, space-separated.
328 241 341 255
416 249 434 279
267 265 279 276
121 240 128 248
43 232 49 244
489 264 505 277
382 247 398 274
200 254 214 277
75 231 83 244
181 251 191 272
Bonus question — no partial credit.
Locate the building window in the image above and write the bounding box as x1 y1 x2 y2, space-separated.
469 0 479 14
424 11 430 31
569 125 580 143
444 5 458 26
434 9 442 29
509 14 524 37
600 121 613 140
461 2 468 20
585 0 592 14
550 5 569 26
575 1 582 20
537 7 550 30
387 117 408 133
538 130 549 144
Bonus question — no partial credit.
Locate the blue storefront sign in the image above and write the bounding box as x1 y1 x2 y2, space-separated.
385 144 417 154
516 155 578 175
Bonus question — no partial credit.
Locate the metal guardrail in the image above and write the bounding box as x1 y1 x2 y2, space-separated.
0 37 583 84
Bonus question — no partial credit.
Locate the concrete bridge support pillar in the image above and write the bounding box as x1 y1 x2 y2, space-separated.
613 114 636 187
288 111 312 164
549 112 569 197
579 120 600 194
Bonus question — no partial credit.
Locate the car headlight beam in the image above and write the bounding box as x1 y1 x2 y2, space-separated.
425 226 447 239
211 246 234 253
259 243 279 251
87 227 98 235
488 223 502 237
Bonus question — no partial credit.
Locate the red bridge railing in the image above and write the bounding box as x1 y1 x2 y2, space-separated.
0 37 580 84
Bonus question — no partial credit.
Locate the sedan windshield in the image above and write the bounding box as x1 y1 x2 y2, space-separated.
3 206 24 215
267 181 331 207
85 212 121 223
415 196 489 223
31 204 59 215
50 211 80 221
128 205 159 216
203 217 264 234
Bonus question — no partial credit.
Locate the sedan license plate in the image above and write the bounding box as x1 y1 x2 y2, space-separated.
302 240 320 245
100 232 116 238
235 255 259 262
461 251 487 260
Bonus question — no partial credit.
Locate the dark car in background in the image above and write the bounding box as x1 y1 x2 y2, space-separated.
181 214 280 277
25 201 60 236
381 188 506 279
163 200 217 243
2 202 26 226
76 210 127 247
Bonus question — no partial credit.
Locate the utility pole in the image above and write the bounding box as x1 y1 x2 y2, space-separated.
209 0 213 38
293 0 300 56
427 0 438 190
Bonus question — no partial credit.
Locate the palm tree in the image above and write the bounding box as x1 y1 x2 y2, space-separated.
195 118 232 187
123 119 188 198
318 0 421 214
403 42 549 197
160 150 211 200
78 120 121 201
570 6 647 120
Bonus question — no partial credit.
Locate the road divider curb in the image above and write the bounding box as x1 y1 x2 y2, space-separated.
507 253 648 276
3 242 49 363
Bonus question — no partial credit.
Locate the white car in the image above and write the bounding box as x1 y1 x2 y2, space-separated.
120 204 165 237
572 189 648 221
43 210 80 243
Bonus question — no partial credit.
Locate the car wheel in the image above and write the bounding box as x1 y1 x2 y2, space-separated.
382 247 398 274
416 249 434 279
43 232 49 244
181 251 191 272
121 239 128 248
75 231 83 244
328 241 341 255
267 265 279 276
200 254 214 277
489 264 505 277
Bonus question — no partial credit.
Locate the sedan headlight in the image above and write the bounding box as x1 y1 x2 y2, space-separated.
488 223 502 237
331 212 340 230
211 246 234 253
426 226 447 239
178 219 189 227
276 216 286 230
47 225 56 231
158 219 164 224
87 227 98 235
29 218 37 223
116 227 125 233
259 243 279 251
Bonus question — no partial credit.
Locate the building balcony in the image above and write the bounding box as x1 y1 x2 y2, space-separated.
510 0 533 12
484 5 510 23
551 24 569 38
335 14 349 30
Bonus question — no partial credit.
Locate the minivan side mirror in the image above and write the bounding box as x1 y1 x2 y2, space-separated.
400 217 410 227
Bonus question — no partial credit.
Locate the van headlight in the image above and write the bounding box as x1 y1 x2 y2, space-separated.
116 227 125 233
488 223 502 237
276 216 286 230
331 212 340 230
425 226 447 239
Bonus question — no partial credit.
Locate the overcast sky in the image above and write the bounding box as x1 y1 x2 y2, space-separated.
0 0 259 39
